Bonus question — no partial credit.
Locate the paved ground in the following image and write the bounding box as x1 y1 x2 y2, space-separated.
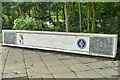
0 44 120 79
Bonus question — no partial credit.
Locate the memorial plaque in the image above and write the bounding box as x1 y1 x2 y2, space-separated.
4 32 16 44
89 36 113 55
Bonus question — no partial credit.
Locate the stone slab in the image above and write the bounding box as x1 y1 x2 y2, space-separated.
48 65 71 74
77 57 98 64
68 63 91 72
61 58 82 65
3 48 27 78
76 70 104 78
86 61 109 69
95 68 118 78
43 60 64 67
104 61 119 67
53 72 78 78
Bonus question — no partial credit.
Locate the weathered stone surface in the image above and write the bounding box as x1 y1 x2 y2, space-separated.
76 70 104 78
104 61 118 67
44 60 64 67
69 63 91 72
61 58 81 65
4 32 16 44
95 68 118 78
39 52 55 57
41 56 59 62
56 54 74 60
53 72 78 78
113 67 120 72
77 57 98 64
3 48 27 78
1 46 119 79
41 55 64 67
89 36 113 55
86 62 109 69
48 65 71 74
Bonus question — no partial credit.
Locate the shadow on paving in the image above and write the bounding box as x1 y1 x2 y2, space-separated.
1 78 120 80
115 47 120 60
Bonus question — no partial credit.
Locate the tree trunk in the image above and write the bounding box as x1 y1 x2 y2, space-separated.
92 2 95 33
56 5 59 22
64 2 70 32
63 6 65 29
87 2 90 32
17 6 20 17
28 9 31 16
79 2 82 32
48 4 51 23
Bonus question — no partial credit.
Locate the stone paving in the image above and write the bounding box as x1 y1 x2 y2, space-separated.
0 44 120 79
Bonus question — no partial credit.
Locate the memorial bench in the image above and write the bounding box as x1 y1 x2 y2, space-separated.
2 30 118 58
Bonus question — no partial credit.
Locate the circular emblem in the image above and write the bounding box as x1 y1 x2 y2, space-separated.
77 39 86 49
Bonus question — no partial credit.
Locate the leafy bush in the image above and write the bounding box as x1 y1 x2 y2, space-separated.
13 16 50 31
13 16 35 30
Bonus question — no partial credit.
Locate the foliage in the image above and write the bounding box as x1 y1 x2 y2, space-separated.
13 16 35 30
0 33 2 42
2 2 120 37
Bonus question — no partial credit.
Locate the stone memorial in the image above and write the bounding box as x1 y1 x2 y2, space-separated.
2 30 118 58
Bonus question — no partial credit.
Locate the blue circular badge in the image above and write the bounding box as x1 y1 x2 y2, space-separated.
77 39 86 49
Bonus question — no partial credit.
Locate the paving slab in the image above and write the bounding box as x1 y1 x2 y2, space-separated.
28 66 51 75
41 56 59 62
41 74 53 78
77 57 98 64
41 55 64 67
39 52 55 57
56 54 74 60
80 79 108 80
76 70 104 78
23 50 53 78
1 47 10 78
43 78 55 80
113 66 120 72
95 68 118 78
43 60 64 67
3 48 27 78
2 47 9 65
68 63 91 72
86 61 110 69
53 72 78 78
61 58 82 66
7 48 23 62
23 50 46 68
27 66 53 78
104 61 119 67
3 71 27 78
48 65 71 74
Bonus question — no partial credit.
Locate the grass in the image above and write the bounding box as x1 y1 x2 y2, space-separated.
71 69 76 73
0 33 2 42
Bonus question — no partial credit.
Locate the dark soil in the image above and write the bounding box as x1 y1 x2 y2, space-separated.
115 44 120 60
